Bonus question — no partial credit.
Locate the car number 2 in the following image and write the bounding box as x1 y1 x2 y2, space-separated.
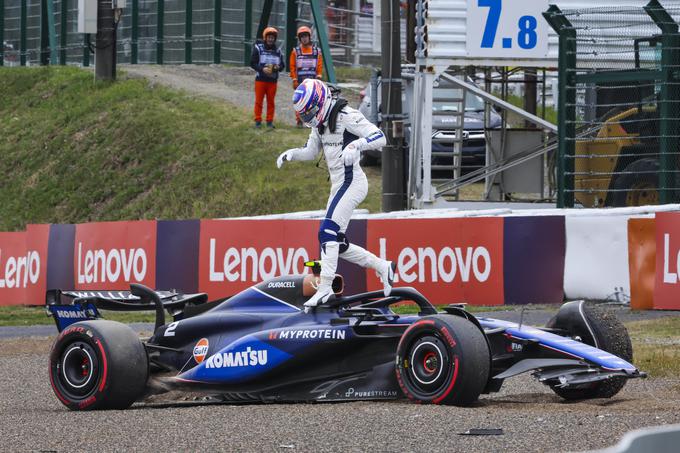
164 321 180 337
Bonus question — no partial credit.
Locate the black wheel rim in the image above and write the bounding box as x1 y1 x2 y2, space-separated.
404 335 451 396
55 341 99 400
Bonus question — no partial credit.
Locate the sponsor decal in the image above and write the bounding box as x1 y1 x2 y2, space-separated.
267 281 296 289
55 309 89 319
193 338 209 363
511 342 523 352
344 387 398 398
0 249 41 289
268 329 347 340
440 326 457 347
662 233 680 284
655 213 680 310
205 347 268 369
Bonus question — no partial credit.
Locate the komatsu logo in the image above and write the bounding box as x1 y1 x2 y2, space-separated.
205 347 268 369
55 310 88 319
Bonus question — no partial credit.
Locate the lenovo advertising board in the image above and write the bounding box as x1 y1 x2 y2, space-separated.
366 218 504 306
73 220 157 290
654 212 680 310
199 219 319 300
0 224 50 306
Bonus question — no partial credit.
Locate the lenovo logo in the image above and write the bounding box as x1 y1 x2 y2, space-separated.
0 249 41 289
208 238 310 282
378 238 492 283
76 242 148 284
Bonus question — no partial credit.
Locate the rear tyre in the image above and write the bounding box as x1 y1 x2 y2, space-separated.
546 302 632 400
395 315 490 406
49 320 148 410
611 159 659 207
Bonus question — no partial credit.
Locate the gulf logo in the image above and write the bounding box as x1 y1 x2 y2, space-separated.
193 338 209 363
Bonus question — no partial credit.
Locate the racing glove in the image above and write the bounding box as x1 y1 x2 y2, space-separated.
341 143 360 166
276 150 295 168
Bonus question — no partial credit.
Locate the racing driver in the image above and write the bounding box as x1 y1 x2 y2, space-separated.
276 78 395 308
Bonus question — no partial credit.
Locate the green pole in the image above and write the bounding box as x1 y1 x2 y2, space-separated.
244 0 252 65
543 6 575 207
60 0 67 64
645 0 680 204
213 0 221 63
157 0 164 64
20 0 27 66
309 0 335 83
256 0 273 40
41 0 49 64
83 34 89 67
185 0 192 63
285 0 297 64
47 0 57 63
131 0 138 63
0 0 4 66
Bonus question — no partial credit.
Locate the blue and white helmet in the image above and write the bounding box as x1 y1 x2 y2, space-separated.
292 79 333 128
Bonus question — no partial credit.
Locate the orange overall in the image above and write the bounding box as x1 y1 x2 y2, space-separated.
254 80 278 123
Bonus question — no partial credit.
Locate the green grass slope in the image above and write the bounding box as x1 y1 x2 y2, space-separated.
0 66 381 231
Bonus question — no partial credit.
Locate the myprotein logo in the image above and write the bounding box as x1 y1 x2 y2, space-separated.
208 238 310 283
76 242 148 284
377 238 492 284
0 249 41 289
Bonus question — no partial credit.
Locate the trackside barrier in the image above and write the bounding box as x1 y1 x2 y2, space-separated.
1 205 679 307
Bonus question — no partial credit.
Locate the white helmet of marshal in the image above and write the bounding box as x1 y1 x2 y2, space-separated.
292 78 333 128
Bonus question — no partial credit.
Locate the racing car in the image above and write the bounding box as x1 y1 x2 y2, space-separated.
46 265 644 410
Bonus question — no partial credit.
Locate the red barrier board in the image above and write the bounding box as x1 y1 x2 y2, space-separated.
654 212 680 309
198 219 319 300
73 221 157 290
0 224 50 306
366 218 504 306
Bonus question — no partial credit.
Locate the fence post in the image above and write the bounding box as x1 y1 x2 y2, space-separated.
20 0 27 65
213 0 221 63
83 34 89 66
185 0 192 63
40 0 57 64
645 0 680 204
309 0 336 83
0 0 4 66
131 0 138 63
543 6 575 208
157 0 164 63
60 0 68 64
244 0 252 65
285 0 296 64
256 0 272 40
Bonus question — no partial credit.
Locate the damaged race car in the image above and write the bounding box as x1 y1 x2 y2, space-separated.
46 264 645 410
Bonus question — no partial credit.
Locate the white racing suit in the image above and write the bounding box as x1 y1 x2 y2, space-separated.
285 103 390 304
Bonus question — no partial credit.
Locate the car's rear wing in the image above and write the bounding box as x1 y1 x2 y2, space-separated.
46 285 209 333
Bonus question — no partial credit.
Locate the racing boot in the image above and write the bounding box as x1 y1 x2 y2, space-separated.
304 242 339 309
340 244 395 296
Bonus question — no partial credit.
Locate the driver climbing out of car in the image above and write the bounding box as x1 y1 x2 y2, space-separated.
276 78 396 308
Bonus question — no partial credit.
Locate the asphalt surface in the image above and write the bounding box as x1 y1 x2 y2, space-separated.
1 306 679 452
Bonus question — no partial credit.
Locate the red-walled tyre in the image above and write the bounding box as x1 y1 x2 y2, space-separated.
49 320 148 410
396 315 490 406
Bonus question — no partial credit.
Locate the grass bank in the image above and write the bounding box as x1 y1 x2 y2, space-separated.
0 66 382 231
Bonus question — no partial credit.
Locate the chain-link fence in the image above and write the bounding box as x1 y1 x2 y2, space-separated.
544 1 680 208
1 0 405 68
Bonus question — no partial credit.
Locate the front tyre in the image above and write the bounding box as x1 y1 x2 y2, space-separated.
395 315 490 406
49 320 148 410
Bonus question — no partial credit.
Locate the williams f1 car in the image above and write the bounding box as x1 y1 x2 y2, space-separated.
46 268 644 410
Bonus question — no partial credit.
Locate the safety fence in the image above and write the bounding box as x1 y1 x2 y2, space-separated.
544 1 680 208
2 205 680 309
0 0 403 68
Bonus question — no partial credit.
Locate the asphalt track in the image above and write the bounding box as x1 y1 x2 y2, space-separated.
1 307 679 452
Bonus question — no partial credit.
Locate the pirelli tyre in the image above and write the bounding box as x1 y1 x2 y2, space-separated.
395 315 490 406
49 320 148 410
546 302 633 400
